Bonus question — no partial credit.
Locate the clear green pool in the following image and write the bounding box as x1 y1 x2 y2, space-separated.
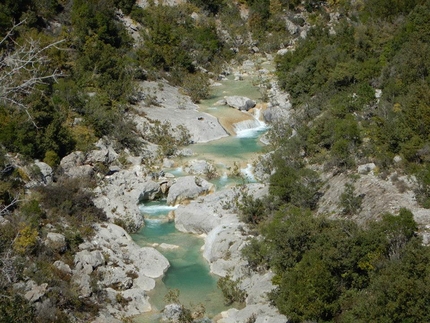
132 202 228 322
132 72 270 322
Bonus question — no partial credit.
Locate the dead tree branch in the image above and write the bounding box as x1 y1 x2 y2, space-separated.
0 21 65 126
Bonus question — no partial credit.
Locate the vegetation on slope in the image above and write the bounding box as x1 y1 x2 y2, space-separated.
241 1 430 322
1 0 430 321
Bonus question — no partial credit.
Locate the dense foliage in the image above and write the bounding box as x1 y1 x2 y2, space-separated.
274 0 430 206
242 206 430 322
239 1 430 322
1 0 430 321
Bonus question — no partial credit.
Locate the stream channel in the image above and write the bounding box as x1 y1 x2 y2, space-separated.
132 73 269 322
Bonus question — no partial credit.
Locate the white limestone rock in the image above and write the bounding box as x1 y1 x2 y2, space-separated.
167 176 214 205
53 260 72 275
138 180 162 202
98 266 133 290
358 163 376 174
224 96 256 111
174 188 239 234
136 81 228 143
74 250 105 270
184 159 216 176
93 168 150 231
203 224 247 278
121 288 152 315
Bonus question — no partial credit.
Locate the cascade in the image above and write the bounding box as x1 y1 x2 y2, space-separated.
132 70 271 323
234 107 268 137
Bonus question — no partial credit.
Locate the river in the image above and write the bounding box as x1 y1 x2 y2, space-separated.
131 71 270 322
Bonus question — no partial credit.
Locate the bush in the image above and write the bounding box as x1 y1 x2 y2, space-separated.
217 274 246 306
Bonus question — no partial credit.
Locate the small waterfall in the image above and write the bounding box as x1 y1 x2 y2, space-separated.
139 203 177 224
139 204 178 215
234 108 268 138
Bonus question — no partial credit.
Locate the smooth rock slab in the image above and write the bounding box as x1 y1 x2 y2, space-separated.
167 176 214 205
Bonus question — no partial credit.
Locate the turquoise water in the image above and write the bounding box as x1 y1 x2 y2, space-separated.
131 71 270 322
132 201 227 322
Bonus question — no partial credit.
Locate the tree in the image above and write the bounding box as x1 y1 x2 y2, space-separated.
0 21 65 126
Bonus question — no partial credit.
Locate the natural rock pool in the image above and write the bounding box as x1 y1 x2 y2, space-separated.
132 71 271 322
132 201 228 322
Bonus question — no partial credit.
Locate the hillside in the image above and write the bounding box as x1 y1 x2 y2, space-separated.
1 0 429 322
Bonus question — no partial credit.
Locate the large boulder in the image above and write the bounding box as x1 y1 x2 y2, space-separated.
70 223 170 318
184 159 216 176
203 224 247 278
224 96 256 111
138 180 162 202
166 176 214 205
60 151 85 170
74 250 105 271
174 189 239 234
93 168 152 231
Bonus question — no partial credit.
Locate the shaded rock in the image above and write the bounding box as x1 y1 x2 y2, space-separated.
138 180 162 202
34 162 53 185
45 232 67 253
167 176 214 205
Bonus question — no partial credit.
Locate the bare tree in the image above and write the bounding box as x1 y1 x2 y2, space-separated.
0 20 65 126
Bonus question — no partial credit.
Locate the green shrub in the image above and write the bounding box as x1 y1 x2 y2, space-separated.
217 274 246 306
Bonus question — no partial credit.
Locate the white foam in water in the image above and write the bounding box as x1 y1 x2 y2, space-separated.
235 108 269 138
144 218 165 228
168 167 184 176
139 204 178 215
241 163 256 182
